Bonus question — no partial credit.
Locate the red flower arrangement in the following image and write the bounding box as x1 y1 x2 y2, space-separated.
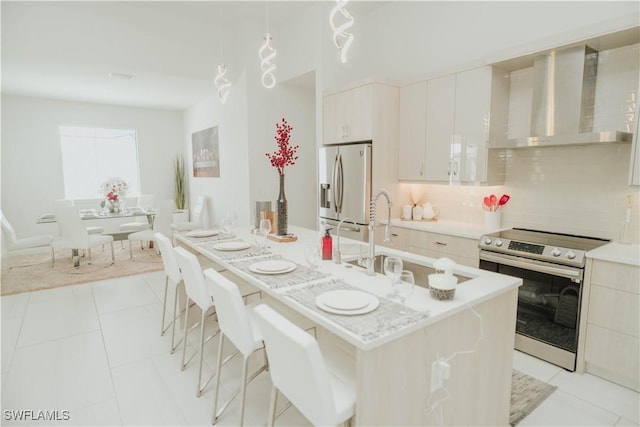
265 118 299 175
107 191 119 203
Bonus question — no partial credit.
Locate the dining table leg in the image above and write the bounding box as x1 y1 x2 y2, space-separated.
72 248 80 267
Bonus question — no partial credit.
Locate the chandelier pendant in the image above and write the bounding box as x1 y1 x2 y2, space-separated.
214 64 231 104
259 33 277 89
330 0 354 64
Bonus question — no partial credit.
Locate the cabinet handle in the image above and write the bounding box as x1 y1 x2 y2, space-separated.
419 163 424 176
453 161 458 176
435 241 447 246
391 233 399 237
447 161 451 176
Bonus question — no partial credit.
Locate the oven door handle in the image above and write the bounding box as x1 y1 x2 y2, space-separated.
479 251 583 282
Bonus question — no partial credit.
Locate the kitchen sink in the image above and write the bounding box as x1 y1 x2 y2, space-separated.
345 254 472 288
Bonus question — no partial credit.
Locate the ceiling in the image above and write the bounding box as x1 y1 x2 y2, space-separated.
1 1 336 111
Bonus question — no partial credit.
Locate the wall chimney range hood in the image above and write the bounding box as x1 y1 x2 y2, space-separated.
493 45 633 149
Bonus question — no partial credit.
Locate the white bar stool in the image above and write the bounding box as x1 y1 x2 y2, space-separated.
254 304 356 427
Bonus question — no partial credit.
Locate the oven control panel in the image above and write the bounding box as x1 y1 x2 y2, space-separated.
479 235 587 267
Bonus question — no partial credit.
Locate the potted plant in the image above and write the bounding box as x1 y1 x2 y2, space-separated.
174 155 186 210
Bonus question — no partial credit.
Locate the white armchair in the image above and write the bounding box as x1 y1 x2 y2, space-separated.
171 195 207 232
120 194 156 232
55 205 114 266
1 211 54 267
53 199 104 235
127 199 173 258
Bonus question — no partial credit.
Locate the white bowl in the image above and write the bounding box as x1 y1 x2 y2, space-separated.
428 273 458 290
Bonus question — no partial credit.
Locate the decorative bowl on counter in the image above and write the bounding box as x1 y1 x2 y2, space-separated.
428 273 458 300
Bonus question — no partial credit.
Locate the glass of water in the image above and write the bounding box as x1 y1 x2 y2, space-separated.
395 270 415 308
304 238 321 271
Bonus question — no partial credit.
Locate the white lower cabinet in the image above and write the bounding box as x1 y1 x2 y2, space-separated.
408 229 479 268
376 225 409 251
583 259 639 391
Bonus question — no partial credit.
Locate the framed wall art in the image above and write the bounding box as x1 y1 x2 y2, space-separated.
192 126 220 177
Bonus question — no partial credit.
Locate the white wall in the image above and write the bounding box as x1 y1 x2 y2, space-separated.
180 0 638 239
322 1 639 88
182 69 251 229
0 94 183 237
182 11 320 232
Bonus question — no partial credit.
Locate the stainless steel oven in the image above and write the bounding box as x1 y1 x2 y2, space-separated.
478 228 609 371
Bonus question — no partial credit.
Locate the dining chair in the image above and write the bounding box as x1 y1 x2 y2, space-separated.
204 268 267 426
120 194 156 232
254 304 356 427
154 232 184 353
1 210 55 267
173 246 220 397
55 205 114 266
127 199 172 258
172 195 207 232
53 199 104 235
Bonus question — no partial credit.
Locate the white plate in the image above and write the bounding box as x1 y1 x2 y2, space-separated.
315 294 379 315
186 230 219 238
318 290 371 310
212 241 251 251
249 260 296 275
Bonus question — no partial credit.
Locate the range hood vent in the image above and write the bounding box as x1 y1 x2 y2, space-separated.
493 45 633 148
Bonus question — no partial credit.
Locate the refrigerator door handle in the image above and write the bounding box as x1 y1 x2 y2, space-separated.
337 154 344 214
332 153 339 214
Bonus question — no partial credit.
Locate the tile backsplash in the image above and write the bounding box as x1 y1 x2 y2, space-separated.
399 144 639 243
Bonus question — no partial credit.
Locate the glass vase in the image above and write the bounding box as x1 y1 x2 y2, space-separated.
276 174 288 236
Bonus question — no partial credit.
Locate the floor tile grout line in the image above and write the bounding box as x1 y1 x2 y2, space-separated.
547 387 636 423
89 281 125 427
1 292 31 376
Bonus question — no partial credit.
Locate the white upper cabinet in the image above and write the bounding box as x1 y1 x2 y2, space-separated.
398 67 508 185
398 82 427 180
453 67 509 185
425 75 456 182
323 84 374 144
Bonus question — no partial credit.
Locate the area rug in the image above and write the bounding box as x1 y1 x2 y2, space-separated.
1 243 163 296
510 369 557 425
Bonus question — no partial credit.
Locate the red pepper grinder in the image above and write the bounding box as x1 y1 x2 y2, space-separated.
322 228 333 260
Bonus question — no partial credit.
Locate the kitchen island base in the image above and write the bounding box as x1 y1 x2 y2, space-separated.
354 289 517 426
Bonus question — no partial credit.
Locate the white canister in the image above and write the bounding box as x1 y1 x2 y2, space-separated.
484 211 501 230
402 205 412 220
422 202 439 220
412 204 423 221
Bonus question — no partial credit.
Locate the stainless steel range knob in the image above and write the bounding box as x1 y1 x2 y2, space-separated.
566 250 576 260
551 247 561 257
483 237 492 245
495 239 503 247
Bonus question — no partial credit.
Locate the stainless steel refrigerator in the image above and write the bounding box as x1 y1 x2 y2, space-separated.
318 143 372 241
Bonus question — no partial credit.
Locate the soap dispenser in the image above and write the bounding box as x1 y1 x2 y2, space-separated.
322 228 333 260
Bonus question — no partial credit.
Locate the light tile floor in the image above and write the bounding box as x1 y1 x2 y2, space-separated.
2 271 638 426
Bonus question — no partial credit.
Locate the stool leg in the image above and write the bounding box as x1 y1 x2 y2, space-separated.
212 334 225 424
196 309 206 397
267 385 278 427
181 298 191 371
160 276 169 335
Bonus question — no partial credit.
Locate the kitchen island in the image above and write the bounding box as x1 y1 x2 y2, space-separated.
175 225 521 426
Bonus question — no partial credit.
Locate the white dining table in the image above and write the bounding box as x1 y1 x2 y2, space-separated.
37 209 156 225
174 225 521 426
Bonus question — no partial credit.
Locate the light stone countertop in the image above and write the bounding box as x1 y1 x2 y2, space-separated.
386 218 504 239
587 242 640 266
177 225 521 351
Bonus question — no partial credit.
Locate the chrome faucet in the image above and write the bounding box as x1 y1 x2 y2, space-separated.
334 217 357 264
366 189 392 276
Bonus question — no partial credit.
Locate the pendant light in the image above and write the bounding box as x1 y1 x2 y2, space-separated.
329 0 354 64
214 3 231 103
259 2 277 89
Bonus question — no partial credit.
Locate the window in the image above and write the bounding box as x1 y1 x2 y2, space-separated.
59 126 141 200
